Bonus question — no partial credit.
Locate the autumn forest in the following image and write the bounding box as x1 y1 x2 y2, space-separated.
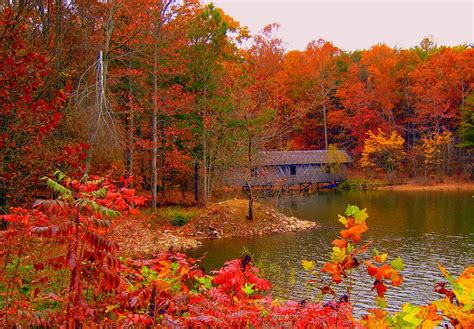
1 0 473 327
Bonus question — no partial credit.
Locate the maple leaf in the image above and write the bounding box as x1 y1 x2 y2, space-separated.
340 222 368 242
330 246 346 263
390 257 405 271
374 253 388 263
332 239 347 249
373 281 388 297
301 260 315 270
322 262 342 284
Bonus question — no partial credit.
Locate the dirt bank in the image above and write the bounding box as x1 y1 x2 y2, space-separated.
113 220 202 258
377 182 474 191
112 199 317 257
186 199 318 238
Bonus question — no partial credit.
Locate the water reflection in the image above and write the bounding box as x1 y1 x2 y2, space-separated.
189 191 474 314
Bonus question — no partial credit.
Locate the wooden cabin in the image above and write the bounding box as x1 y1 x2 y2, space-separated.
225 150 352 191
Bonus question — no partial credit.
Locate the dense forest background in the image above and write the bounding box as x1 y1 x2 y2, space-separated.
1 0 473 209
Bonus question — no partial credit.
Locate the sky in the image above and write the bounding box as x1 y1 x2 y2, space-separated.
207 0 474 51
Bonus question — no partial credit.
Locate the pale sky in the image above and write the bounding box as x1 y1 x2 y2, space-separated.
207 0 474 51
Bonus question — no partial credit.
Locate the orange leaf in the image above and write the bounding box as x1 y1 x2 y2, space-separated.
340 222 368 242
332 239 347 248
322 262 342 284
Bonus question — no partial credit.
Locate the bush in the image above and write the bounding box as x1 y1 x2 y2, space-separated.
171 213 187 226
1 195 473 327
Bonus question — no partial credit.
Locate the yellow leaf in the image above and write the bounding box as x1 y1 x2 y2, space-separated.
301 260 315 270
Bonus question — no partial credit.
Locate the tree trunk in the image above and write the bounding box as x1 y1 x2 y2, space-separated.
0 188 7 230
323 103 328 150
151 58 158 208
202 128 207 206
201 87 209 206
125 105 134 179
160 114 166 197
246 119 254 220
247 188 254 220
194 160 199 204
54 0 64 89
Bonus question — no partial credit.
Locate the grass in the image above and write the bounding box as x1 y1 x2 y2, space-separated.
144 206 200 228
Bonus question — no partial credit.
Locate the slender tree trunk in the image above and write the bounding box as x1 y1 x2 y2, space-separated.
0 189 7 230
54 0 63 89
150 1 168 209
151 49 158 208
247 136 254 220
201 87 208 206
125 104 134 179
245 115 254 220
194 160 199 203
160 114 166 196
323 103 328 150
202 126 207 206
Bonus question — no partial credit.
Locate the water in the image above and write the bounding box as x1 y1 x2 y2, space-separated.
189 190 474 315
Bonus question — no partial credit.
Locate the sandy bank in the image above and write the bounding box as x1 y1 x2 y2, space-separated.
186 199 318 238
377 183 474 191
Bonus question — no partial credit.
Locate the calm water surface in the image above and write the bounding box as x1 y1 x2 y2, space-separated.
189 191 474 314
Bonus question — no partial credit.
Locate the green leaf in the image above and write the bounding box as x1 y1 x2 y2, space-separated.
53 170 66 182
338 215 348 227
373 248 380 256
344 205 368 223
401 303 423 326
43 177 73 197
375 296 387 309
141 266 158 281
242 283 255 295
353 208 368 223
196 275 213 290
91 187 108 199
345 205 360 216
330 246 346 263
390 257 405 271
75 199 120 218
105 304 119 313
346 243 354 253
171 262 179 272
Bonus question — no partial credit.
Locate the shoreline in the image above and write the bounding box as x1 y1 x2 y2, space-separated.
377 182 474 191
114 199 317 257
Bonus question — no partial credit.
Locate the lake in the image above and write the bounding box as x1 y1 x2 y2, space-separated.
189 190 474 315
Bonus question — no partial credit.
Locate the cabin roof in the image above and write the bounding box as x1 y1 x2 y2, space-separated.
254 150 352 167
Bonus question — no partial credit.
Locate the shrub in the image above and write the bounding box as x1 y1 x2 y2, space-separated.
1 196 473 327
171 213 187 226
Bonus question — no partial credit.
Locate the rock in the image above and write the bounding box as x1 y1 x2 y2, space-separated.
210 229 221 238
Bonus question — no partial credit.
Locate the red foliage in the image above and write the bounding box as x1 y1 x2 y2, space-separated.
0 9 70 204
1 187 356 327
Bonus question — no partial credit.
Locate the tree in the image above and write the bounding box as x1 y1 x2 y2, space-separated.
410 48 466 133
459 93 474 148
304 39 340 150
337 45 403 151
230 24 285 220
421 131 453 181
279 41 340 150
360 128 405 180
185 4 246 205
0 10 67 210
